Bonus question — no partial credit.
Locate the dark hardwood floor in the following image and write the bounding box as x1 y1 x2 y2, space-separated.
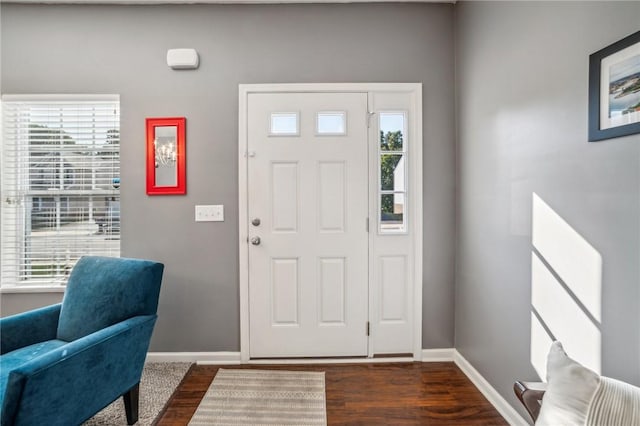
155 362 508 425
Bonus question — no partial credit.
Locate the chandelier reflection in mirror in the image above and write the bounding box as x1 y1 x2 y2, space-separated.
154 138 177 168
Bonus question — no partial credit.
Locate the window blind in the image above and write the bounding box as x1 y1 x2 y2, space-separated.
1 95 121 288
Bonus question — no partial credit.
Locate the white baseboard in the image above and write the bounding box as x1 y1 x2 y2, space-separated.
453 350 528 426
147 350 454 364
421 348 455 362
146 351 241 364
248 357 415 364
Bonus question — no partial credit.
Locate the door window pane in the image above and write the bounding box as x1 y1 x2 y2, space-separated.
270 112 299 136
317 112 346 135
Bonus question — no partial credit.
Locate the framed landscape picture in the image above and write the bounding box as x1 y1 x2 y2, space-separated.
589 30 640 142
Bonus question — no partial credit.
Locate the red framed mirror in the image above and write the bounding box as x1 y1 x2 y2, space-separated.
146 117 186 195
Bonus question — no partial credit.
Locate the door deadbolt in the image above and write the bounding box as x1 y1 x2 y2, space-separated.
250 236 261 245
251 218 261 226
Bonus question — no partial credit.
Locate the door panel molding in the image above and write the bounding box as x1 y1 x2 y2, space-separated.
239 83 422 363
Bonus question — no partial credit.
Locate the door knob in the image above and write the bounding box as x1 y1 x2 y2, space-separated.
251 218 261 226
250 236 261 245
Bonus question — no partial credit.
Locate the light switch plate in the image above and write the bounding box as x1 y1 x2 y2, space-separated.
195 205 224 222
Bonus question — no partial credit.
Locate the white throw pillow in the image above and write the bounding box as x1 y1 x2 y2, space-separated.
536 341 600 425
536 341 640 426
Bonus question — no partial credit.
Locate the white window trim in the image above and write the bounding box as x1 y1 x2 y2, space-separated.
0 286 67 294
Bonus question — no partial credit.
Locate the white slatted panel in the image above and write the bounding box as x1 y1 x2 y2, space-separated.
1 95 120 288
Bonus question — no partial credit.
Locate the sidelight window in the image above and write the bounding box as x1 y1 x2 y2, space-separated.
379 112 407 233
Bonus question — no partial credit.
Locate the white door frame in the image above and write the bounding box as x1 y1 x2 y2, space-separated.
239 83 423 363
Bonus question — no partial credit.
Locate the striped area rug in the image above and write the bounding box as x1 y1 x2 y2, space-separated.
188 369 327 426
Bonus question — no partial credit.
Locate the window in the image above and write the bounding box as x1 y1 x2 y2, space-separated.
316 111 347 135
379 112 407 233
269 112 299 136
1 95 120 289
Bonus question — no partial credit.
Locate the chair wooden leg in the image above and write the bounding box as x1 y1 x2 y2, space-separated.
123 383 140 425
514 381 546 422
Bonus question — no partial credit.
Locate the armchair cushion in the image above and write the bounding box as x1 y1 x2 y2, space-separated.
57 256 163 341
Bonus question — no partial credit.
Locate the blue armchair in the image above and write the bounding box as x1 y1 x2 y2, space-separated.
0 256 164 426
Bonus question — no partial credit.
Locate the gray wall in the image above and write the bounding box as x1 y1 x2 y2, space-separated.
455 1 640 420
1 3 456 351
0 293 63 317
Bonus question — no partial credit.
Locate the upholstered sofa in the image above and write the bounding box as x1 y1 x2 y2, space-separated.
0 256 164 426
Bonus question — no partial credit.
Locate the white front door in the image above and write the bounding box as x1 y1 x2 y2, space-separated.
247 92 369 358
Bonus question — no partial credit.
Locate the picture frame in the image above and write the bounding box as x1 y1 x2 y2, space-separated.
588 30 640 142
146 117 186 195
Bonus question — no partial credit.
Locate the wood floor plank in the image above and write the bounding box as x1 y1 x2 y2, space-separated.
154 362 508 425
